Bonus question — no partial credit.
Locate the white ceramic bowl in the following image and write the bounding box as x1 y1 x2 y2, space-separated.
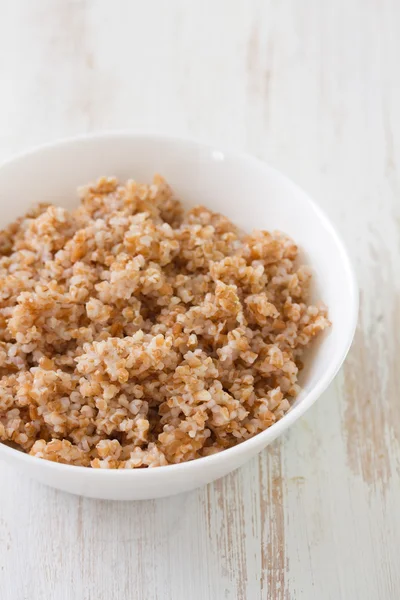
0 134 358 500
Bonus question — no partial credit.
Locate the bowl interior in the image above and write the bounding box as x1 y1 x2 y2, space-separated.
0 135 356 416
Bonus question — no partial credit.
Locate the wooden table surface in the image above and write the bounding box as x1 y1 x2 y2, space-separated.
0 2 399 599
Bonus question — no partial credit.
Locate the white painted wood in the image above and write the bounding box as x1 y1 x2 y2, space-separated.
0 0 399 598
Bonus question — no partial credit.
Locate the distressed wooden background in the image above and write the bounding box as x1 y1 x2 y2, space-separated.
0 1 399 598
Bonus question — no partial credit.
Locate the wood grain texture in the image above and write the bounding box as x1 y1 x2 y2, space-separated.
0 1 399 598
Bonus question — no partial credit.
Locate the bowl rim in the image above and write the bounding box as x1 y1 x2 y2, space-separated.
0 131 359 477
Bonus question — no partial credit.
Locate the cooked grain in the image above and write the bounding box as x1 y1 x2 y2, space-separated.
0 176 330 468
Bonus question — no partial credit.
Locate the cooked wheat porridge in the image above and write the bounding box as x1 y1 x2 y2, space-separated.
0 176 329 468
